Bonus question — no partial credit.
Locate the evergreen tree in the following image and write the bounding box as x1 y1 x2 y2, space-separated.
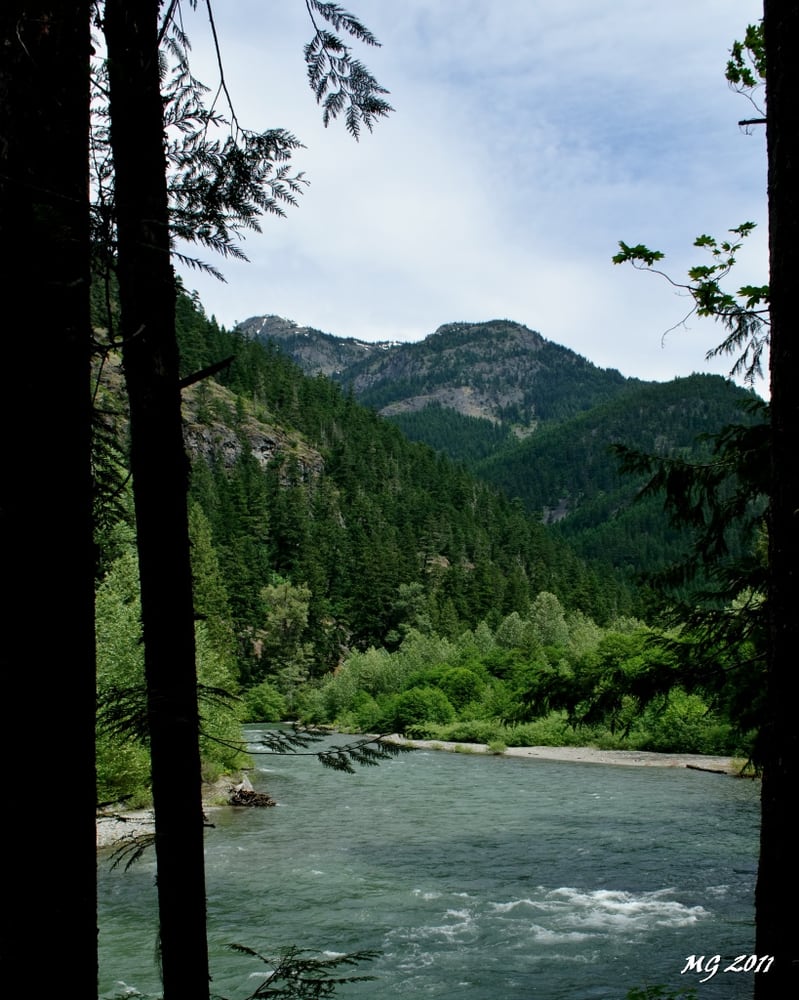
104 3 210 993
98 3 394 994
613 12 799 991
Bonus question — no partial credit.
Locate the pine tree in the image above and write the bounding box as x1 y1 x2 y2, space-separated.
98 3 394 994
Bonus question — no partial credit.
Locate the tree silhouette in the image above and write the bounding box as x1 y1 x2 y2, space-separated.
0 3 97 993
101 3 392 996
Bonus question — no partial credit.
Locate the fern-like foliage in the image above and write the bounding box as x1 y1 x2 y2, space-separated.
97 694 414 776
97 683 150 744
97 682 241 747
163 56 307 261
91 403 132 561
246 724 415 774
109 830 157 873
224 943 379 1000
304 1 393 137
90 18 308 281
90 0 391 285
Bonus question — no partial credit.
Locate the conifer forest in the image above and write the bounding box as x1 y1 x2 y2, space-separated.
2 3 797 999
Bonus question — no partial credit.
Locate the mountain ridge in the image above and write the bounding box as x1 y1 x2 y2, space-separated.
237 314 399 377
233 311 761 580
238 315 641 430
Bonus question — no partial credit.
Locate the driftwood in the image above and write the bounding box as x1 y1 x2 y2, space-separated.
228 783 276 808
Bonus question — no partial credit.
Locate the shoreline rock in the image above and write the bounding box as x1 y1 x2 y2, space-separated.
96 773 252 850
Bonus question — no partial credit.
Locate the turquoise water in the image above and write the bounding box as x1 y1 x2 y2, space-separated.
98 730 760 999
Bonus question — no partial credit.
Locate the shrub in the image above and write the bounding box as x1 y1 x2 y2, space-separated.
96 732 152 808
507 714 575 747
438 666 484 709
243 679 287 722
391 686 456 733
429 720 506 744
634 691 736 755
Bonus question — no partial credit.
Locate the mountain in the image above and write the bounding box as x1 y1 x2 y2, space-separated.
236 314 399 377
240 316 637 430
237 312 762 581
168 299 636 674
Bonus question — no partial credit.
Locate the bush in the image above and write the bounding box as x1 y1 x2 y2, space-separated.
391 686 456 733
427 719 506 744
438 666 484 709
96 732 152 808
506 714 576 747
334 691 385 733
423 713 580 748
243 679 287 722
633 691 736 755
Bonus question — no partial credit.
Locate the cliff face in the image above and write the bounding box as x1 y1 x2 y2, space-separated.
240 316 632 428
98 355 325 481
181 379 324 480
236 314 398 377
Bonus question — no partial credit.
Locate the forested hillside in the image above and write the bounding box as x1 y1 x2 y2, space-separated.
241 312 761 582
475 373 760 575
177 297 634 657
93 290 759 808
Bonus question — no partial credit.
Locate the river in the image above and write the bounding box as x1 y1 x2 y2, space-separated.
98 728 760 999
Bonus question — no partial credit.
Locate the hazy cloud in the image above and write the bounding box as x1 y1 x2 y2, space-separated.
175 0 767 389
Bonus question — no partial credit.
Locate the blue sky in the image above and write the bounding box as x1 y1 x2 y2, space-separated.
175 0 767 390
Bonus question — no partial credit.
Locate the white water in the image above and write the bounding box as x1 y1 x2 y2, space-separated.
98 731 760 999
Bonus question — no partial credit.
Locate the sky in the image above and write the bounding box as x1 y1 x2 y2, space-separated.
174 0 768 391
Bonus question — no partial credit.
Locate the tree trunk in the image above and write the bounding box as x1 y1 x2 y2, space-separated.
756 1 799 996
104 2 210 996
0 3 96 992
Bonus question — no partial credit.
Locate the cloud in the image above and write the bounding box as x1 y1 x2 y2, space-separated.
174 0 768 391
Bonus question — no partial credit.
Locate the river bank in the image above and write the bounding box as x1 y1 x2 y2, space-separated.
387 736 745 773
96 774 244 849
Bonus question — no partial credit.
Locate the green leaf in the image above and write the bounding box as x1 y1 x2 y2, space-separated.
611 242 665 266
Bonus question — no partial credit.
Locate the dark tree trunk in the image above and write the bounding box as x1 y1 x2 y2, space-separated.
0 3 96 992
104 2 210 996
757 2 799 996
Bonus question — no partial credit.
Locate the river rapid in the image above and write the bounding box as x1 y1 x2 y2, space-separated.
98 729 760 999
